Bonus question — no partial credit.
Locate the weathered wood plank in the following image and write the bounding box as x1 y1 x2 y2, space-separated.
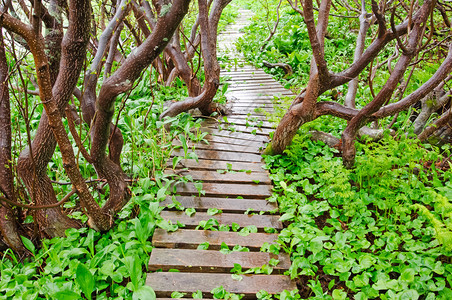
204 135 266 149
227 90 293 95
201 128 269 142
174 140 262 154
227 85 285 92
152 229 278 250
160 211 282 229
165 169 271 184
205 125 273 136
168 159 267 172
171 149 263 163
146 272 296 298
148 249 291 273
216 118 274 129
174 182 272 199
223 77 275 83
160 196 277 213
229 103 275 109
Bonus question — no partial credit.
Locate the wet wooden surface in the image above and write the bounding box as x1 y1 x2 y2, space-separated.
147 9 296 298
148 248 291 273
152 228 279 250
160 196 277 213
160 211 282 230
146 273 296 299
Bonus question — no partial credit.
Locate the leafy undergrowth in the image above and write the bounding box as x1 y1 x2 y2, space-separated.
263 133 452 299
2 68 209 299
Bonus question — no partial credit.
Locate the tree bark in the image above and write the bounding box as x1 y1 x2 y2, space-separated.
342 0 434 168
88 0 191 228
0 27 24 252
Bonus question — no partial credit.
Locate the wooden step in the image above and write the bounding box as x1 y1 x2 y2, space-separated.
207 124 273 136
168 159 267 173
202 128 269 142
160 196 277 213
173 182 272 199
146 272 296 298
165 169 271 184
148 248 291 273
152 229 278 250
172 149 263 163
204 135 266 149
160 211 282 230
174 140 262 154
218 117 274 128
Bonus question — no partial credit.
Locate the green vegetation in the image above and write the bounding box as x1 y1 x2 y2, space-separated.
2 79 206 298
264 134 452 299
236 0 452 298
2 1 451 299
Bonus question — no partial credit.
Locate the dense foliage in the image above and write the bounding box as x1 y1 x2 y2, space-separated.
1 0 451 299
236 0 452 298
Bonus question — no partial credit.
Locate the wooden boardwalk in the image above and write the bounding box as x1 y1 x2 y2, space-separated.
146 9 297 298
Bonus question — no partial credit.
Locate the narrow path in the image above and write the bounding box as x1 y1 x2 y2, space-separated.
146 9 297 298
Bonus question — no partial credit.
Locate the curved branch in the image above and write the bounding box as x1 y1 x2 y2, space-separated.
0 190 75 210
372 0 387 38
374 44 452 118
419 109 452 141
82 0 130 124
302 0 330 80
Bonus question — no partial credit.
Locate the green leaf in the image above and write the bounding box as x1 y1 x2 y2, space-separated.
399 268 415 283
185 208 196 217
171 291 186 298
20 236 35 255
53 291 81 300
207 208 222 216
231 274 243 281
192 290 203 299
332 289 347 300
133 286 156 300
76 263 95 300
197 242 209 250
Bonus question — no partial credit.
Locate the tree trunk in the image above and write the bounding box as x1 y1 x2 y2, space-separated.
0 28 24 251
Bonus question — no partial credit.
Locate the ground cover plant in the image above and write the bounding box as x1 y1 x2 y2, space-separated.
1 0 452 299
237 0 452 168
235 0 452 298
0 0 237 298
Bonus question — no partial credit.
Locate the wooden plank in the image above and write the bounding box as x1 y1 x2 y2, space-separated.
202 128 269 142
148 249 290 273
216 118 274 129
227 90 293 95
174 182 272 199
204 134 267 149
173 140 262 154
227 92 293 98
229 101 276 106
152 229 279 250
227 84 285 91
160 211 282 229
165 169 271 184
205 124 273 136
230 103 275 108
227 96 292 101
221 70 268 75
229 108 271 116
223 76 274 82
160 196 277 213
146 272 296 298
171 149 263 163
226 84 279 89
168 159 267 173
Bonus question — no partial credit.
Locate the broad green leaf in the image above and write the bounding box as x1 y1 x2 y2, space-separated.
76 263 95 300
